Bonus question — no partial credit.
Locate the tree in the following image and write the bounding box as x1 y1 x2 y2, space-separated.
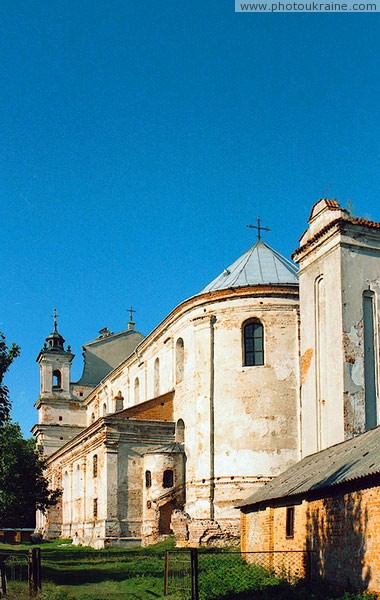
0 331 60 527
0 332 20 427
0 421 61 527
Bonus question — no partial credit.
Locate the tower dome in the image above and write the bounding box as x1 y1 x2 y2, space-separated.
200 240 298 294
39 309 71 355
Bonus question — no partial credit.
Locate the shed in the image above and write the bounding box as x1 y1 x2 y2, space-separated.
237 426 380 593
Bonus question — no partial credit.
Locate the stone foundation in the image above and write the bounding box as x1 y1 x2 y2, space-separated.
171 510 240 547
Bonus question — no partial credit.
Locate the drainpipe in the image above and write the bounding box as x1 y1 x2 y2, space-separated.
209 315 216 520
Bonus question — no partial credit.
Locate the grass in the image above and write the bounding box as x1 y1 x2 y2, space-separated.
1 538 173 599
0 539 377 599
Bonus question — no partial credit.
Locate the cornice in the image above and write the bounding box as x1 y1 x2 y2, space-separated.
292 217 380 263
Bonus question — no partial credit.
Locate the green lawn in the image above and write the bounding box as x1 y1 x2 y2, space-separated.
0 539 376 600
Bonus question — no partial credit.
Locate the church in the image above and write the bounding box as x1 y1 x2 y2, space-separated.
32 198 380 548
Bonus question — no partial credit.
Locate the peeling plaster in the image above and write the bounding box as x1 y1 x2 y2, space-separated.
300 349 313 385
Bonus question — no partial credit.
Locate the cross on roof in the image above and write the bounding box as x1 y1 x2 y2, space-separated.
247 217 271 241
128 306 136 322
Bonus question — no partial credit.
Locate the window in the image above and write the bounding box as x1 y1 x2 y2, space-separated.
145 470 152 488
93 498 98 519
286 506 295 538
176 338 185 383
115 391 124 411
163 469 174 489
93 454 98 478
134 378 140 404
176 419 185 444
154 358 160 396
63 471 69 502
75 465 81 499
102 403 107 416
52 370 62 389
243 320 264 366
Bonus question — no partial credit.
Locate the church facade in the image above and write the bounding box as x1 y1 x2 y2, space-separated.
33 199 380 548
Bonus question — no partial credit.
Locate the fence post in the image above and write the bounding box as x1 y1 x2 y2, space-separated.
0 558 7 597
28 547 42 597
306 550 312 582
164 550 169 596
191 548 198 600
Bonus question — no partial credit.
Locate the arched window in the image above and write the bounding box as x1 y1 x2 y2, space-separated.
154 358 160 396
63 470 70 521
75 464 81 498
93 454 98 478
176 338 185 384
175 419 185 444
163 469 174 489
102 403 107 416
63 471 69 502
52 370 62 389
243 320 264 366
145 470 152 488
134 378 140 404
115 391 124 411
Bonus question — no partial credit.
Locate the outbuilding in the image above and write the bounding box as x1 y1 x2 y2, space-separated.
238 426 380 594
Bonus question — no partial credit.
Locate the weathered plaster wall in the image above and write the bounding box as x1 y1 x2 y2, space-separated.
341 232 380 437
298 232 345 456
82 287 300 542
298 220 380 457
45 419 177 547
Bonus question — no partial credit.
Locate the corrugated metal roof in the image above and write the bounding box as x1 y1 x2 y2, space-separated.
200 240 298 294
238 426 380 508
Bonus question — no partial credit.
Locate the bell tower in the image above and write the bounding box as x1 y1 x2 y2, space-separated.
32 310 86 456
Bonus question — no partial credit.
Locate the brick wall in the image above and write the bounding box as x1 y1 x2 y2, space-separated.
118 392 174 421
242 484 380 593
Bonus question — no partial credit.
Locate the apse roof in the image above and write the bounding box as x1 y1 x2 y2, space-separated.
200 240 298 293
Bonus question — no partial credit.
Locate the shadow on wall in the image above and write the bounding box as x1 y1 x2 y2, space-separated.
306 484 371 592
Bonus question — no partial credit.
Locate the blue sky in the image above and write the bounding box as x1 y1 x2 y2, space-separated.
1 1 380 435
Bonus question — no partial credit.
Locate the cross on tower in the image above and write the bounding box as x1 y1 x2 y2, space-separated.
51 308 59 331
247 217 271 241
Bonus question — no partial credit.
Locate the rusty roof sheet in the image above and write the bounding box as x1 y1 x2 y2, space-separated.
237 426 380 509
200 240 298 293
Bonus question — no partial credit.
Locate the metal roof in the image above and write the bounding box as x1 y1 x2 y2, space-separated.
144 443 184 455
238 426 380 509
200 240 298 294
75 328 145 386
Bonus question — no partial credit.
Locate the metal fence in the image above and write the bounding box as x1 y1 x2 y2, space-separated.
164 549 198 600
0 548 41 598
242 550 308 582
164 549 312 599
